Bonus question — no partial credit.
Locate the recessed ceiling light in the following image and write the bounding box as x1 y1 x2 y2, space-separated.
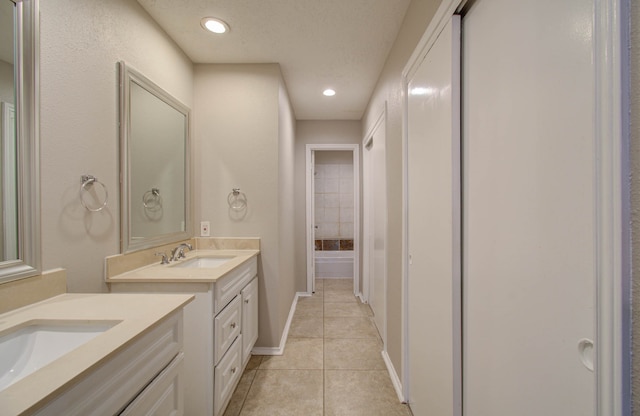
323 89 336 97
201 17 229 34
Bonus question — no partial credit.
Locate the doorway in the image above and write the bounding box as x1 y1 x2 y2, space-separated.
305 144 360 296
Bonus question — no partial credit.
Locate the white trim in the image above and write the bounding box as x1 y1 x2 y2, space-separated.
402 0 463 81
382 350 405 403
1 102 17 260
251 292 304 356
593 0 629 414
305 144 360 297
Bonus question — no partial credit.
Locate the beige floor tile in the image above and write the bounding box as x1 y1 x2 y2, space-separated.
324 302 367 318
245 355 263 370
260 338 323 370
324 338 386 370
358 302 374 317
295 300 323 318
322 278 354 291
324 317 379 339
240 370 323 416
289 316 323 338
324 290 358 303
298 291 323 303
324 370 412 416
223 369 256 416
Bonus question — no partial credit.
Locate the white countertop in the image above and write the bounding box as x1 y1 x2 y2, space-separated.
106 249 260 283
0 293 193 415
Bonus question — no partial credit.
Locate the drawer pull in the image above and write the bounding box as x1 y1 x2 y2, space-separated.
244 299 250 304
230 322 237 329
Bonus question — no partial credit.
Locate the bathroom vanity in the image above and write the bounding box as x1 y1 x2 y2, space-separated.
108 248 260 416
0 293 193 415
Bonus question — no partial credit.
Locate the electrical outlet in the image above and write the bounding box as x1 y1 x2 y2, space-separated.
200 221 210 237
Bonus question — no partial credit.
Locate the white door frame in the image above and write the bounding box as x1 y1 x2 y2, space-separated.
305 143 360 295
401 0 630 414
1 102 17 260
362 106 387 343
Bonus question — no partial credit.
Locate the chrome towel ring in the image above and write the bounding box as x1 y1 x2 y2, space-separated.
227 188 247 211
80 175 108 212
143 188 162 210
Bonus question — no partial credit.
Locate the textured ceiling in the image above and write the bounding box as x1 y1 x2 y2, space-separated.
136 0 411 120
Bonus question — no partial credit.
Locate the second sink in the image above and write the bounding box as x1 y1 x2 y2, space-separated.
171 256 234 269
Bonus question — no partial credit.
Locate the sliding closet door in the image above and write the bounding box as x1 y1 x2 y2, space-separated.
406 16 461 416
463 0 595 414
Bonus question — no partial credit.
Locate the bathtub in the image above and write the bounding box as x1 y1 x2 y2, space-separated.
314 250 354 278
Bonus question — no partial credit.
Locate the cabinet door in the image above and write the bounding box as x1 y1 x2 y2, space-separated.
241 277 258 364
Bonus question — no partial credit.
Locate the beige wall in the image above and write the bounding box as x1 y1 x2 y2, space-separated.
631 0 639 412
294 120 362 291
361 0 443 383
39 0 193 292
0 60 13 105
193 64 296 348
278 79 297 347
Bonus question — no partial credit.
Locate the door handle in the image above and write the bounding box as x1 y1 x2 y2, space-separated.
577 338 594 372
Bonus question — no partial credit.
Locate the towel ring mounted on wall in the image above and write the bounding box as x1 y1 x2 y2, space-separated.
80 175 108 212
227 188 247 211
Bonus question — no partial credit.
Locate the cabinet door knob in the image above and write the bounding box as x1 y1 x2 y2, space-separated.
244 299 250 304
230 322 237 329
231 367 237 374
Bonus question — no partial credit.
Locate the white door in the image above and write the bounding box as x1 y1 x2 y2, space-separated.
406 17 461 416
363 115 387 339
463 0 595 414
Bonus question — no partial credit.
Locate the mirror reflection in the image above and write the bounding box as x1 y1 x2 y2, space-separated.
0 0 18 262
0 0 40 283
120 62 191 253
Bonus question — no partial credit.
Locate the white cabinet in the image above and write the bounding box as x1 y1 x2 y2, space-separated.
110 256 258 416
241 277 258 365
34 311 185 416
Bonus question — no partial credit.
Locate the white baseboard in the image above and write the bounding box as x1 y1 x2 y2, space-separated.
382 350 405 403
356 292 366 303
251 292 305 356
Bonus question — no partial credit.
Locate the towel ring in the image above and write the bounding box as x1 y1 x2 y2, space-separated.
80 175 108 212
143 188 162 210
227 188 247 211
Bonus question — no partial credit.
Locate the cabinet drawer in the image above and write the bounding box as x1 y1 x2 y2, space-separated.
120 352 184 416
214 257 257 314
214 295 241 365
214 335 242 416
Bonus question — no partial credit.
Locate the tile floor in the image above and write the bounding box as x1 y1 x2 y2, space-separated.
223 278 412 416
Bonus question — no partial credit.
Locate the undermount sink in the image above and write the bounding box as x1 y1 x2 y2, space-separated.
171 256 235 269
0 320 120 391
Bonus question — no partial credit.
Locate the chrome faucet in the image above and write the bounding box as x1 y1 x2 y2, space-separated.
170 243 193 261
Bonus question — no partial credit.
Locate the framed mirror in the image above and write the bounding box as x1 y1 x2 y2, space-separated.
119 62 191 253
0 0 40 283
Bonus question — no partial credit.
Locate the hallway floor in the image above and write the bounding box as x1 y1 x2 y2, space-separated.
223 278 412 416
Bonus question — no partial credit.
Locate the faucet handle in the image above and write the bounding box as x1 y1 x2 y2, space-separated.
155 252 170 265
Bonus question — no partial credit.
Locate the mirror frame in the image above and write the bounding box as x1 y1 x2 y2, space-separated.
0 0 41 283
119 61 191 253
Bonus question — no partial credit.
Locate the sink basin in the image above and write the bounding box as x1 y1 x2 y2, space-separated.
0 320 120 391
172 256 234 269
